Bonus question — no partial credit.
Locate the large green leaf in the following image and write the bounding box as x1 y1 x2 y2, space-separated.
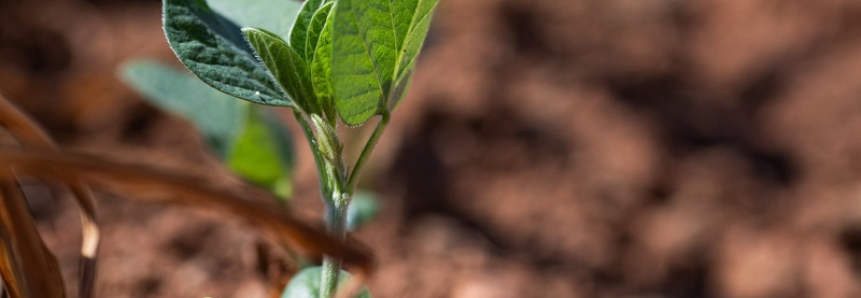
290 0 324 60
331 0 439 125
228 107 294 199
281 266 371 298
208 0 302 39
120 59 244 157
330 0 396 125
243 28 319 115
163 0 293 107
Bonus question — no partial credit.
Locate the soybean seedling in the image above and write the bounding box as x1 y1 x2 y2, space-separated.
123 0 439 297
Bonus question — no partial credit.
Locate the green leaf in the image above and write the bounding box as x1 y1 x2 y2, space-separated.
281 267 371 298
290 0 324 60
208 0 302 38
391 0 438 85
259 107 296 199
163 0 293 107
120 60 294 199
243 28 318 115
346 191 379 231
330 0 396 125
227 106 294 199
307 2 334 63
331 0 440 125
119 59 244 157
390 0 438 107
309 2 336 120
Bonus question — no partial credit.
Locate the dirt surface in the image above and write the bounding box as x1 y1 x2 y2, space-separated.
3 0 861 297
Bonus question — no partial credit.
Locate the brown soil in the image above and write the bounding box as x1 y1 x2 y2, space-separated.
3 0 861 297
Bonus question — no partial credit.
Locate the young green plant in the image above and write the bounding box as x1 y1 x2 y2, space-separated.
125 0 439 296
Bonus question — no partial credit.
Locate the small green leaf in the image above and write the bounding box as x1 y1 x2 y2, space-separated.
281 267 371 298
347 191 379 231
290 0 324 60
163 0 293 107
309 3 336 120
391 0 438 88
306 2 334 62
389 0 437 107
330 0 440 125
228 106 294 199
119 59 244 157
243 28 318 115
208 0 302 38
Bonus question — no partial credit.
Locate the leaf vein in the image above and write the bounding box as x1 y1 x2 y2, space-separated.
347 0 387 104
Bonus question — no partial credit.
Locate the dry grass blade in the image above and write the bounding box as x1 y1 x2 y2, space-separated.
0 171 66 298
0 149 374 277
0 93 99 298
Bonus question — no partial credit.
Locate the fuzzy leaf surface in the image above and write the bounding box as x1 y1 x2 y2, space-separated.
163 0 292 107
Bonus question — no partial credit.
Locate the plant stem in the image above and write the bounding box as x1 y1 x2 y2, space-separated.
320 190 348 298
311 114 348 298
346 113 390 193
316 113 389 298
294 111 331 198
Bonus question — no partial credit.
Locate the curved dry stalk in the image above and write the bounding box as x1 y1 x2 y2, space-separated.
0 148 374 277
0 170 66 298
0 93 99 298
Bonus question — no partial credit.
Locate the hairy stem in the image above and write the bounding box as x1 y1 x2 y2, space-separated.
294 111 331 199
317 113 389 298
310 115 348 298
320 190 348 298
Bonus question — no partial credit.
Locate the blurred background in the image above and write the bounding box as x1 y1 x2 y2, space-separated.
3 0 861 297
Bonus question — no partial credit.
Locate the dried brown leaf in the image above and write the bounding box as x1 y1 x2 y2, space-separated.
0 171 66 298
0 93 99 298
0 149 374 276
